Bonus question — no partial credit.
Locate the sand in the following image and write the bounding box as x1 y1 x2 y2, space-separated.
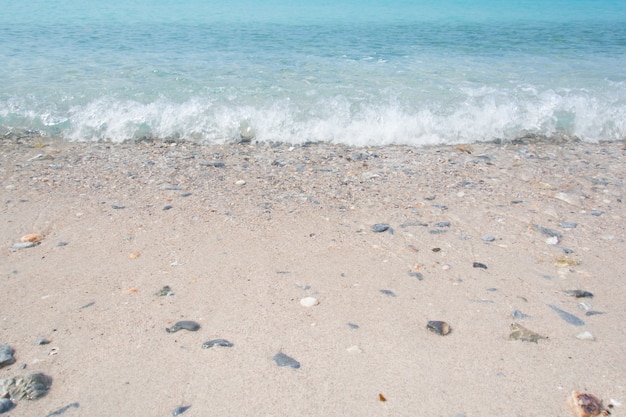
1 135 625 416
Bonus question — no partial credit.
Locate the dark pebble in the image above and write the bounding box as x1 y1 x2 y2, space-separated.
44 402 80 417
473 262 488 269
560 222 578 229
429 229 447 234
163 205 173 210
0 399 15 413
79 301 95 310
111 205 125 210
202 339 233 348
181 192 192 197
434 221 451 227
481 234 496 242
564 290 594 298
347 323 359 330
172 405 191 416
56 241 69 247
585 311 606 316
201 161 226 168
36 338 51 345
424 196 436 201
371 223 390 233
591 210 604 216
511 200 524 204
408 272 424 280
166 320 201 333
531 224 562 238
547 304 585 326
427 320 451 335
0 344 15 368
380 289 396 297
273 352 300 368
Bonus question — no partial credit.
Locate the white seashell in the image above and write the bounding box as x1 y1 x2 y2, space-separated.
346 345 363 353
546 236 559 245
300 297 319 307
576 331 595 341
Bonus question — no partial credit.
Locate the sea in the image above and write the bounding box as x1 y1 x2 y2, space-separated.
1 0 625 146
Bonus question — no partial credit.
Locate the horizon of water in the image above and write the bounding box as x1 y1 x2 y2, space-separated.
1 0 625 146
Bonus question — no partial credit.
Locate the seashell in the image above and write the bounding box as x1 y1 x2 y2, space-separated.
568 391 609 417
201 339 233 349
576 331 595 341
508 323 546 343
427 320 451 336
20 233 43 243
273 352 300 368
172 405 191 416
166 320 200 333
300 297 319 307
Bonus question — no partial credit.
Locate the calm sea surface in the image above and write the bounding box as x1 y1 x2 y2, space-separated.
1 0 625 145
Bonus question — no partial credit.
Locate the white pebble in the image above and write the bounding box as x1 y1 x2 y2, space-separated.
576 331 595 341
235 179 246 186
300 297 319 307
545 236 559 245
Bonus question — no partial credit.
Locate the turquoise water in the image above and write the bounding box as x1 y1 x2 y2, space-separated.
1 0 625 145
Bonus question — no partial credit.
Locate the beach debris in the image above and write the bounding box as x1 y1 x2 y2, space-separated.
473 262 488 269
202 339 233 349
172 405 191 416
565 290 594 298
56 241 69 247
578 302 592 311
371 223 392 233
568 391 610 417
531 224 562 238
0 398 15 413
585 311 606 316
560 222 578 229
379 393 387 402
235 179 246 186
434 221 451 227
129 252 140 259
380 289 396 297
508 323 546 343
20 233 43 243
555 257 580 268
79 301 95 310
12 241 39 250
36 339 51 346
347 323 359 330
44 402 80 417
163 205 173 210
408 271 424 280
155 285 174 296
273 352 300 368
0 345 15 368
548 304 585 326
427 321 451 336
511 309 530 320
576 331 595 341
111 205 125 210
0 372 52 400
166 320 200 333
591 210 604 217
300 296 319 307
481 234 496 242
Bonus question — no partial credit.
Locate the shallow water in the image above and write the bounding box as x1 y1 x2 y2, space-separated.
1 0 625 145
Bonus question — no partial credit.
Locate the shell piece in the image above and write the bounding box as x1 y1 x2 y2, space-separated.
427 321 451 336
273 352 300 369
300 297 319 307
166 321 200 333
20 233 43 243
201 339 233 349
172 405 191 416
565 290 594 298
508 323 547 343
569 391 609 417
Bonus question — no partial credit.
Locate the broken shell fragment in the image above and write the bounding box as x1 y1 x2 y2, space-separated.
508 323 547 343
427 321 451 335
569 391 610 417
300 297 319 307
20 233 43 243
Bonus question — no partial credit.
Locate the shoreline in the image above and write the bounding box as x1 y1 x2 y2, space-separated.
1 136 625 416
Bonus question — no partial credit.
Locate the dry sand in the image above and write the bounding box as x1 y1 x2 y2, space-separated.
1 135 625 416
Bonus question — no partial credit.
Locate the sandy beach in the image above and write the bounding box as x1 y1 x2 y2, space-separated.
1 135 625 416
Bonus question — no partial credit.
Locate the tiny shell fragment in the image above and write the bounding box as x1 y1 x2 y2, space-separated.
569 391 609 417
21 233 43 243
300 297 319 307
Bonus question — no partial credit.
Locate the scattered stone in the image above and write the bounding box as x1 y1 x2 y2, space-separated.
0 398 15 413
56 241 69 247
547 304 585 326
408 271 424 280
300 297 319 307
163 205 173 210
273 352 300 369
427 321 451 336
560 222 578 229
12 242 39 250
347 323 359 330
379 289 396 297
79 301 95 310
434 221 451 227
564 290 593 298
511 309 530 320
428 229 447 235
0 372 52 400
166 321 201 333
371 223 391 233
591 210 604 217
585 311 606 316
473 262 488 269
569 391 609 417
0 345 15 368
201 161 226 168
36 339 50 346
155 285 173 296
508 323 546 343
111 205 125 210
235 179 246 186
578 302 592 311
202 339 233 349
172 405 191 416
531 224 562 238
44 402 80 417
576 331 595 341
481 234 496 242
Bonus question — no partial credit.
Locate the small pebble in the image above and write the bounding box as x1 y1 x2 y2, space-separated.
0 398 15 413
434 221 451 227
172 405 191 416
346 345 363 353
591 210 604 216
300 297 319 307
560 222 577 229
12 241 39 249
0 344 15 368
508 323 546 343
44 402 80 417
36 339 51 345
408 272 424 280
155 285 172 296
473 262 488 269
577 301 592 311
111 205 125 209
166 320 201 333
576 331 595 341
379 289 396 297
547 304 585 326
564 289 593 298
531 224 562 238
481 234 496 242
371 223 390 233
427 320 451 335
347 323 359 330
545 236 559 245
511 309 530 319
585 311 606 316
163 205 173 210
56 241 69 247
202 339 233 348
235 179 246 185
273 352 300 368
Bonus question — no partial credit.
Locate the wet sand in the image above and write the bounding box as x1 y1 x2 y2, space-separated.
1 136 625 416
